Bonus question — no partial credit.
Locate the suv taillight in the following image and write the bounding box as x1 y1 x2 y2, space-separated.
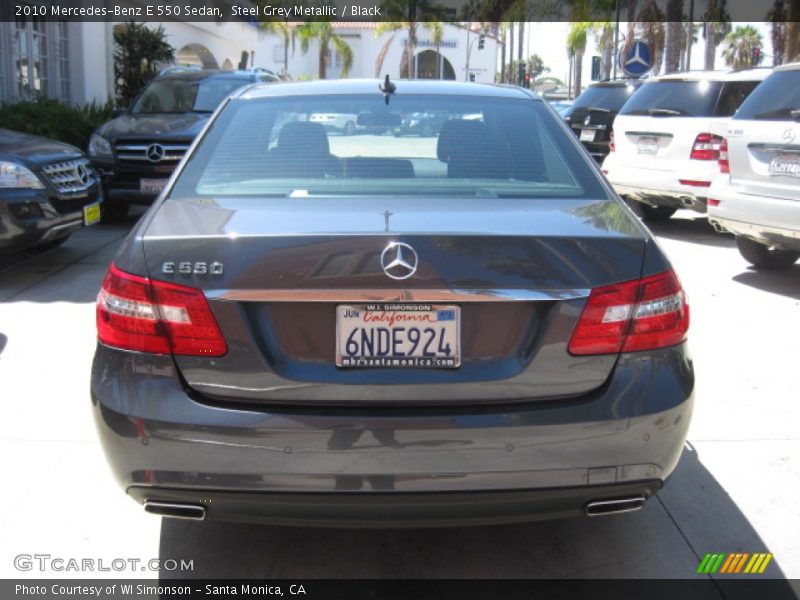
690 133 724 161
568 270 689 355
609 130 615 153
97 263 227 356
718 138 730 173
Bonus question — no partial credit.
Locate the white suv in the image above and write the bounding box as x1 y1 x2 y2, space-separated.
707 63 800 270
603 69 770 220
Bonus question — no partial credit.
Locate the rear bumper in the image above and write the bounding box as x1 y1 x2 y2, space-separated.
91 343 694 525
603 156 714 213
129 481 662 527
708 179 800 251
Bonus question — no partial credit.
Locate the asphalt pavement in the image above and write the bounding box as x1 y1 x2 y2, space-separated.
0 211 798 588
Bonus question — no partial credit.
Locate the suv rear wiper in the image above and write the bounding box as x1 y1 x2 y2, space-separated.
751 108 800 121
647 108 685 117
583 106 612 114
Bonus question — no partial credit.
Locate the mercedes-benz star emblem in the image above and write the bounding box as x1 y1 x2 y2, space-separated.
75 164 89 185
380 242 418 280
783 129 796 144
146 143 165 163
625 43 650 69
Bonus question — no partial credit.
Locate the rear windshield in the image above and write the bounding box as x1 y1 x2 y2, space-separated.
734 71 800 121
170 94 606 200
130 77 251 114
620 80 722 117
570 84 639 112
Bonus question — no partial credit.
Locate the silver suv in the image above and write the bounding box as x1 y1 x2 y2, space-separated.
708 63 800 269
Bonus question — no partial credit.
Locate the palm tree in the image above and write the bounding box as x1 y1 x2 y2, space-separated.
428 21 444 78
634 0 666 75
664 0 683 74
788 0 800 63
702 0 731 70
592 22 615 80
768 0 787 66
297 22 353 79
722 25 764 70
567 22 590 97
260 20 295 77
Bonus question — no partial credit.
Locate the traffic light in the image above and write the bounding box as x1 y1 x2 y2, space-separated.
752 46 761 63
524 73 531 88
518 63 525 86
478 34 485 50
469 73 476 82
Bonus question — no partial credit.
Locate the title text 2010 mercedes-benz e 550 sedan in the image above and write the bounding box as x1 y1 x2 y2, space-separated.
91 80 693 527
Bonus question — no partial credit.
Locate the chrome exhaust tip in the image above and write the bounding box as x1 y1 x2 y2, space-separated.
681 196 696 207
710 221 725 234
144 501 206 521
585 495 646 516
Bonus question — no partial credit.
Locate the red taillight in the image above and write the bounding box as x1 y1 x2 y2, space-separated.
96 263 227 357
609 130 615 153
718 137 730 173
568 270 689 355
708 198 721 207
678 179 711 187
690 133 724 161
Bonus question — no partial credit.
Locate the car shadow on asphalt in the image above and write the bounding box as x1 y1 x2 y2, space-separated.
156 445 792 588
645 216 735 249
732 267 800 301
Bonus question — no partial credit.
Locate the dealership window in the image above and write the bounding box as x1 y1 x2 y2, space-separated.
0 14 70 102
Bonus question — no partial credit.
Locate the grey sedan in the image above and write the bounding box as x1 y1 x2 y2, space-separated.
91 79 693 526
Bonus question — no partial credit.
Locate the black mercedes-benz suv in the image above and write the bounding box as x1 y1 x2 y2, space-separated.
88 67 278 220
564 79 643 163
0 128 102 252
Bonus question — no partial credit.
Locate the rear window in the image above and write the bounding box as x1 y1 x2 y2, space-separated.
171 94 606 200
734 71 800 121
570 84 639 112
130 77 251 114
620 80 722 117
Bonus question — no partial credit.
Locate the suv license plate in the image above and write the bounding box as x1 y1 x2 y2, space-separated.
580 129 596 142
768 155 800 178
83 202 101 226
336 304 460 369
140 179 167 195
637 137 659 155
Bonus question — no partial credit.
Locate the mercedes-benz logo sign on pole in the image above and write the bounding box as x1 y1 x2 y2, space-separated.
381 242 418 280
783 129 796 144
619 40 652 78
146 143 165 163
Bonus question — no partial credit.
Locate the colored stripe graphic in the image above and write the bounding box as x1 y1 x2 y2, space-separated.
702 553 775 575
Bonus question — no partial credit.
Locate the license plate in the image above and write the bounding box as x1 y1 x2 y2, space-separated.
768 154 800 178
83 202 101 226
140 179 167 195
637 137 659 155
580 128 596 142
336 304 460 369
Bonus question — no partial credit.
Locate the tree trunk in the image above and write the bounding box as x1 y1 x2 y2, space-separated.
664 0 683 75
500 27 506 83
788 0 800 62
509 24 514 80
574 50 584 97
518 21 524 63
319 40 327 79
602 34 613 80
704 24 716 70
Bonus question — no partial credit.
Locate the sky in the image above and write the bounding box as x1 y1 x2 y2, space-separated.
519 22 772 86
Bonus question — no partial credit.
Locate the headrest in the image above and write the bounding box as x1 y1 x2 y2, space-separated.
277 121 330 154
436 120 489 162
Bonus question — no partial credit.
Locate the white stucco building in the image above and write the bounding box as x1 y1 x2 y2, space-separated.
265 22 499 84
0 13 499 107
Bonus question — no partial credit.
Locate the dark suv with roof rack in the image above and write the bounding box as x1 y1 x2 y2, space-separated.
87 67 278 220
563 79 643 162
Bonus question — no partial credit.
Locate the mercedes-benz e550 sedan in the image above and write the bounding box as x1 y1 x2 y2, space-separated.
91 80 693 527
